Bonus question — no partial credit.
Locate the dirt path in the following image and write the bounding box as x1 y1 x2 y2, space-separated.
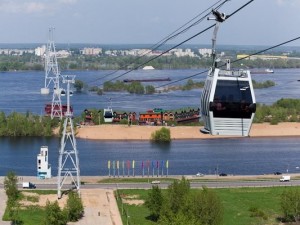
0 190 10 225
64 189 122 225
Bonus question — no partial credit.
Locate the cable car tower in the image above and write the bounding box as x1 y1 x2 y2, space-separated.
41 28 63 119
57 75 80 199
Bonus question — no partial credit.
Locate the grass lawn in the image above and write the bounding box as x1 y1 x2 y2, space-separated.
2 190 56 225
18 206 46 225
116 186 300 225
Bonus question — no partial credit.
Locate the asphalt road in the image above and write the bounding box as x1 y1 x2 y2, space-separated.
0 179 297 190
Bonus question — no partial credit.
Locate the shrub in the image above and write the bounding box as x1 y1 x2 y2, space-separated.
151 127 171 142
65 191 84 222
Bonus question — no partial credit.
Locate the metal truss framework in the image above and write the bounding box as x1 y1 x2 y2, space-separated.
57 75 80 198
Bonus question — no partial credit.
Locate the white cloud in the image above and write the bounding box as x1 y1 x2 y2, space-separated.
276 0 300 6
0 0 78 14
58 0 77 3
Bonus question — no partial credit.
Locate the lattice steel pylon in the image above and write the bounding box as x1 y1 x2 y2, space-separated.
41 28 63 119
41 28 60 94
57 75 80 199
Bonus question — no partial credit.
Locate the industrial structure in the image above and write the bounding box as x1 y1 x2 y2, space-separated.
37 146 52 179
57 75 80 198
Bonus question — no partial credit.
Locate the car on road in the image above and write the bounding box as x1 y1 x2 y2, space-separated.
196 172 204 177
22 182 36 189
219 173 228 177
151 180 160 184
274 172 282 175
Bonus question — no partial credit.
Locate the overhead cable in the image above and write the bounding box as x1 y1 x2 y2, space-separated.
101 24 216 85
87 0 230 85
156 35 300 89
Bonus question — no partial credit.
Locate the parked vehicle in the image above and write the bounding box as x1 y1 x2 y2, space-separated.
274 172 282 175
280 175 290 182
196 172 204 177
22 182 36 189
151 180 160 184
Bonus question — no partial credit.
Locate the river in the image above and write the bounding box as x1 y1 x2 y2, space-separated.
0 69 300 176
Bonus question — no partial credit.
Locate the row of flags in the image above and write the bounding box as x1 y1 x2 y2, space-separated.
108 160 169 169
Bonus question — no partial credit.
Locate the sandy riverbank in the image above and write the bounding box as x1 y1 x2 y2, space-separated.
75 122 300 140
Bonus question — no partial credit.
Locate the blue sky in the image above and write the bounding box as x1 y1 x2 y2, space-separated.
0 0 299 46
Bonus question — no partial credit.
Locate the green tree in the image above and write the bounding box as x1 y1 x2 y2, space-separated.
145 185 163 221
44 200 67 225
186 187 223 225
65 191 84 222
159 177 190 224
151 127 171 142
145 85 155 94
74 80 85 92
281 189 300 222
4 171 19 201
4 171 22 224
127 81 145 94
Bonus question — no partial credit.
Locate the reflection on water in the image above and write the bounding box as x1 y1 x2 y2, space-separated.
1 137 300 176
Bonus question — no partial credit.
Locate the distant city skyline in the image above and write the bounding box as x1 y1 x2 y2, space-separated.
0 0 299 47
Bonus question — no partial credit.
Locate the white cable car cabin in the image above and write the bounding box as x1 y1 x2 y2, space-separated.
103 108 113 123
200 66 256 136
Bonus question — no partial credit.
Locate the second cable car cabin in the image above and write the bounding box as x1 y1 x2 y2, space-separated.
103 108 113 123
200 66 256 136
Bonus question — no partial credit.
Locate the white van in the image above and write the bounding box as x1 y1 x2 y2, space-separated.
280 176 290 182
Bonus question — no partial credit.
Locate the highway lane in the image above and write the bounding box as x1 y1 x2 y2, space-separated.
1 180 298 190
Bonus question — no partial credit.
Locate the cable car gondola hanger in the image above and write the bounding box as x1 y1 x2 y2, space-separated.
200 9 256 137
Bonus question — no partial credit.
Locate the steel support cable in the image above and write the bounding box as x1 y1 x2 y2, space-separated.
101 24 217 85
225 36 300 67
155 0 257 89
87 0 230 85
156 36 300 89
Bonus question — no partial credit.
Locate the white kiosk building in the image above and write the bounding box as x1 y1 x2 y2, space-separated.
37 146 52 179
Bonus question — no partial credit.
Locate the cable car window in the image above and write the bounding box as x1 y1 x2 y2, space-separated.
104 112 113 118
210 80 255 118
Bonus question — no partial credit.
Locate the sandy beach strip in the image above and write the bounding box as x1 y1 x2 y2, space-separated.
75 122 300 140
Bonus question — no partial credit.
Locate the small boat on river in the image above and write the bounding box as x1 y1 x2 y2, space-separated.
251 69 274 74
123 78 171 83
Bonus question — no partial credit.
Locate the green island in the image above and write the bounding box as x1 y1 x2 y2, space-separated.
85 78 274 95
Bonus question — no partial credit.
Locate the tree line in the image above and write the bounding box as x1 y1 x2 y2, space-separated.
0 53 300 71
0 98 299 137
145 177 223 225
0 111 59 136
76 78 275 96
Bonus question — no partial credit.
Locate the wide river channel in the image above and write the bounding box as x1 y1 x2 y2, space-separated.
0 69 300 176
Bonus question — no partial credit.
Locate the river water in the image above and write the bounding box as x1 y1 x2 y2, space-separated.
0 69 300 176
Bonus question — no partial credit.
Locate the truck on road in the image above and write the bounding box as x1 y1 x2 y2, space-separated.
22 182 36 189
280 175 290 182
